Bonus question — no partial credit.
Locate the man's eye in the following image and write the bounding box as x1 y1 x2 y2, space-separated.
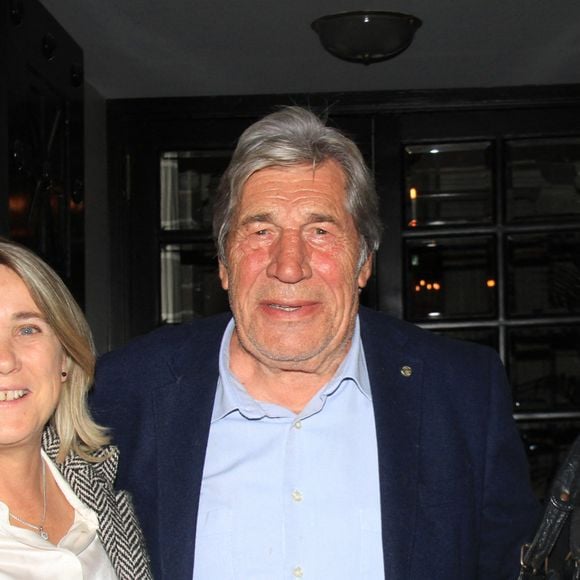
255 229 269 236
315 228 328 235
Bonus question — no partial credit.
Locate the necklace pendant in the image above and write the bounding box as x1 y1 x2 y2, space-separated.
39 528 49 541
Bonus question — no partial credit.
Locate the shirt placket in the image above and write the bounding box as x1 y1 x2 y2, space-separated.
283 413 308 579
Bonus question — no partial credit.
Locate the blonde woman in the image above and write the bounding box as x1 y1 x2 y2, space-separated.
0 239 151 579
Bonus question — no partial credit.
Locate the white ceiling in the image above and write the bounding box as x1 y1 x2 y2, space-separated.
39 0 580 100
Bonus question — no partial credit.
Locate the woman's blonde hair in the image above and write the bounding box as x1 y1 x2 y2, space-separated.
0 238 109 463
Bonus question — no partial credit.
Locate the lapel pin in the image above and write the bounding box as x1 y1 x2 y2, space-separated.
400 365 413 377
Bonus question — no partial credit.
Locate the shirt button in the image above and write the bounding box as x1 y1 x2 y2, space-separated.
293 420 303 429
293 566 304 577
291 489 303 502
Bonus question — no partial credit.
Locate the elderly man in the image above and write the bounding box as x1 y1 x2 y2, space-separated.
92 107 538 579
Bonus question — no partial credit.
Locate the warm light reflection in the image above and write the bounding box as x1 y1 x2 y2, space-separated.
414 280 442 292
486 279 496 288
408 187 418 228
70 199 84 213
8 194 28 214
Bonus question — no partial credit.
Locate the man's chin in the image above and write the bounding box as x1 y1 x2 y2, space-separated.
233 326 340 371
256 342 323 363
248 337 330 368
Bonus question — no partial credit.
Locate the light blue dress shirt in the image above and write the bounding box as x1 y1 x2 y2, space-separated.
193 317 384 580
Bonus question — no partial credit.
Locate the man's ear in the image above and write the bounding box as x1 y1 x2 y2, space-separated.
357 253 373 289
218 260 229 291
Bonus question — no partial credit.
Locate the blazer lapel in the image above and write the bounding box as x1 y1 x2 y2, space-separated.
153 318 226 579
361 309 423 579
43 428 152 579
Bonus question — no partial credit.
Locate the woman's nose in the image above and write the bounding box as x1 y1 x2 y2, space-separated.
0 337 19 375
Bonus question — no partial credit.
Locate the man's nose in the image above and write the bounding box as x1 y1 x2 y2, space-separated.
266 230 312 283
0 338 19 375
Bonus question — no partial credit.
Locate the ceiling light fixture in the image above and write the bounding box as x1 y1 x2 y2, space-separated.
311 10 422 65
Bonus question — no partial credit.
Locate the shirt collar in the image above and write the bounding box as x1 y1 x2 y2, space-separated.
213 315 371 422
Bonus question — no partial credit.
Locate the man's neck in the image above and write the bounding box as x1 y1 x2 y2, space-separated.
228 333 349 413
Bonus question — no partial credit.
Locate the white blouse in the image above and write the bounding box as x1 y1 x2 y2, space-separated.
0 451 118 579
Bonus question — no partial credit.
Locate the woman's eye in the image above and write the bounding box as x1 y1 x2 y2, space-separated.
19 326 40 336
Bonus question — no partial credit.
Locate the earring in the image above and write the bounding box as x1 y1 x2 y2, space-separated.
61 371 68 378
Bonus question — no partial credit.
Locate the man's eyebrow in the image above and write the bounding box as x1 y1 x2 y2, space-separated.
306 213 337 224
240 213 274 226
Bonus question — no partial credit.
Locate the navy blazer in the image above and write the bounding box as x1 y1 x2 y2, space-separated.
92 307 539 579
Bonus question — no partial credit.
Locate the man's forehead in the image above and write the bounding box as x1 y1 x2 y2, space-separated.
240 161 347 202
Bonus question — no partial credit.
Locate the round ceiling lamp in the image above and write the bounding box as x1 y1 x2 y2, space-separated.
311 11 422 65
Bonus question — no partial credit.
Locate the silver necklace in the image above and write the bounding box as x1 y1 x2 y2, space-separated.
8 460 49 541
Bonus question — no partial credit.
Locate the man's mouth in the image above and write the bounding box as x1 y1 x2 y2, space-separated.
0 390 28 402
269 304 300 312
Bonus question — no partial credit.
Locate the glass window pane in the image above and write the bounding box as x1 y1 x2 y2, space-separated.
160 151 230 231
506 231 580 317
160 243 229 324
509 325 580 413
404 236 497 321
433 328 499 352
506 137 580 223
518 420 580 498
9 95 85 303
404 142 493 228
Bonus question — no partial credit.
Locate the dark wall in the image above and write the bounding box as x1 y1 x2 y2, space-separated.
84 82 111 354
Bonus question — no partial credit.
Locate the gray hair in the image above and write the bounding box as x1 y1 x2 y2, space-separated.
0 238 109 463
213 106 382 267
